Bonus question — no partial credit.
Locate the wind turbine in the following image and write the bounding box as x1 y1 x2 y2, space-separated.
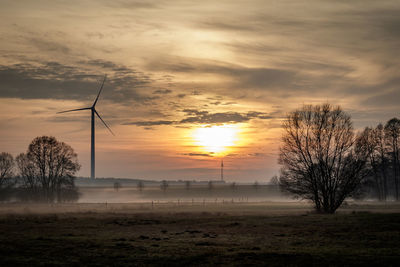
57 75 114 179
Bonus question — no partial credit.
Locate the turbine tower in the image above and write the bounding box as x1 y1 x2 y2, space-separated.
57 75 114 179
221 159 224 181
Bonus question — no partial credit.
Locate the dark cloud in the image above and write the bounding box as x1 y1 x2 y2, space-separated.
0 63 96 100
362 88 400 108
246 111 273 120
48 115 89 123
339 7 400 38
147 59 297 90
182 109 209 116
180 109 272 124
180 112 249 124
81 59 121 70
0 61 157 104
191 90 202 95
123 109 273 127
122 120 174 126
200 20 257 32
207 95 223 100
85 32 105 39
183 153 214 157
152 89 172 94
222 101 236 105
28 37 71 54
107 0 161 10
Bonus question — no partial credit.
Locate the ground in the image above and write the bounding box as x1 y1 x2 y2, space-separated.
0 202 399 266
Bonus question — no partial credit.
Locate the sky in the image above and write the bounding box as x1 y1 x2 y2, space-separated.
0 0 399 182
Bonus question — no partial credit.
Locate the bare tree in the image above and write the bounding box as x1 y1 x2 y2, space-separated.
0 152 14 189
375 124 389 200
269 176 279 186
137 181 144 192
16 153 39 199
230 182 236 190
253 181 259 191
160 180 168 192
16 136 80 202
185 180 191 190
279 104 370 213
361 125 389 200
208 180 213 190
385 118 400 200
114 182 121 192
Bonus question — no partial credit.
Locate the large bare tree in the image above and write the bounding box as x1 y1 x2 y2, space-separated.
0 152 14 189
16 136 80 202
385 118 400 200
279 104 370 213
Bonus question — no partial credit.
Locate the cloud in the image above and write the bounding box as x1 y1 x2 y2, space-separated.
199 20 257 32
107 0 161 10
180 112 249 124
180 109 272 124
81 59 121 70
28 37 71 54
122 120 174 126
246 111 273 120
182 109 209 116
248 153 267 157
152 89 172 94
123 109 273 127
183 153 214 157
362 87 400 108
0 61 156 104
147 59 297 89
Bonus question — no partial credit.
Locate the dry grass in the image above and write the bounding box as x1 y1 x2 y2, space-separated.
0 202 399 266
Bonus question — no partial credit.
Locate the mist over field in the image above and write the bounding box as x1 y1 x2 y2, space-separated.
76 182 285 203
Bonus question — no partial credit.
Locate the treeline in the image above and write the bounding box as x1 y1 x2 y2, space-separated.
361 118 400 201
0 136 80 203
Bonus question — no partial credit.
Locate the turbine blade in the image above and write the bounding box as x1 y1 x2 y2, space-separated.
57 107 91 114
94 109 115 136
93 74 107 107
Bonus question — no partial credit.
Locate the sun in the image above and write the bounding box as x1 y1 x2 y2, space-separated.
192 124 239 155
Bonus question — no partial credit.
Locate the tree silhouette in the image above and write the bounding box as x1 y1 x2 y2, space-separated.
230 182 236 190
0 152 15 200
16 136 80 202
361 125 389 200
385 118 400 200
137 181 144 192
185 180 191 190
114 182 121 192
0 152 14 189
279 104 370 213
160 180 168 192
208 180 213 190
269 176 279 186
253 181 259 191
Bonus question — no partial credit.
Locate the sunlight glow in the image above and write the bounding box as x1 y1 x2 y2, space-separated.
192 125 239 155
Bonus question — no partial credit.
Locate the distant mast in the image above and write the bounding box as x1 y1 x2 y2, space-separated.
221 159 224 181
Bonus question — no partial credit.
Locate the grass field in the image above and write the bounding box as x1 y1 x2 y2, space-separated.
0 202 399 266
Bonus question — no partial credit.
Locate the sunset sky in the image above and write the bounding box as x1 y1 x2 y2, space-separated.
0 0 399 181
